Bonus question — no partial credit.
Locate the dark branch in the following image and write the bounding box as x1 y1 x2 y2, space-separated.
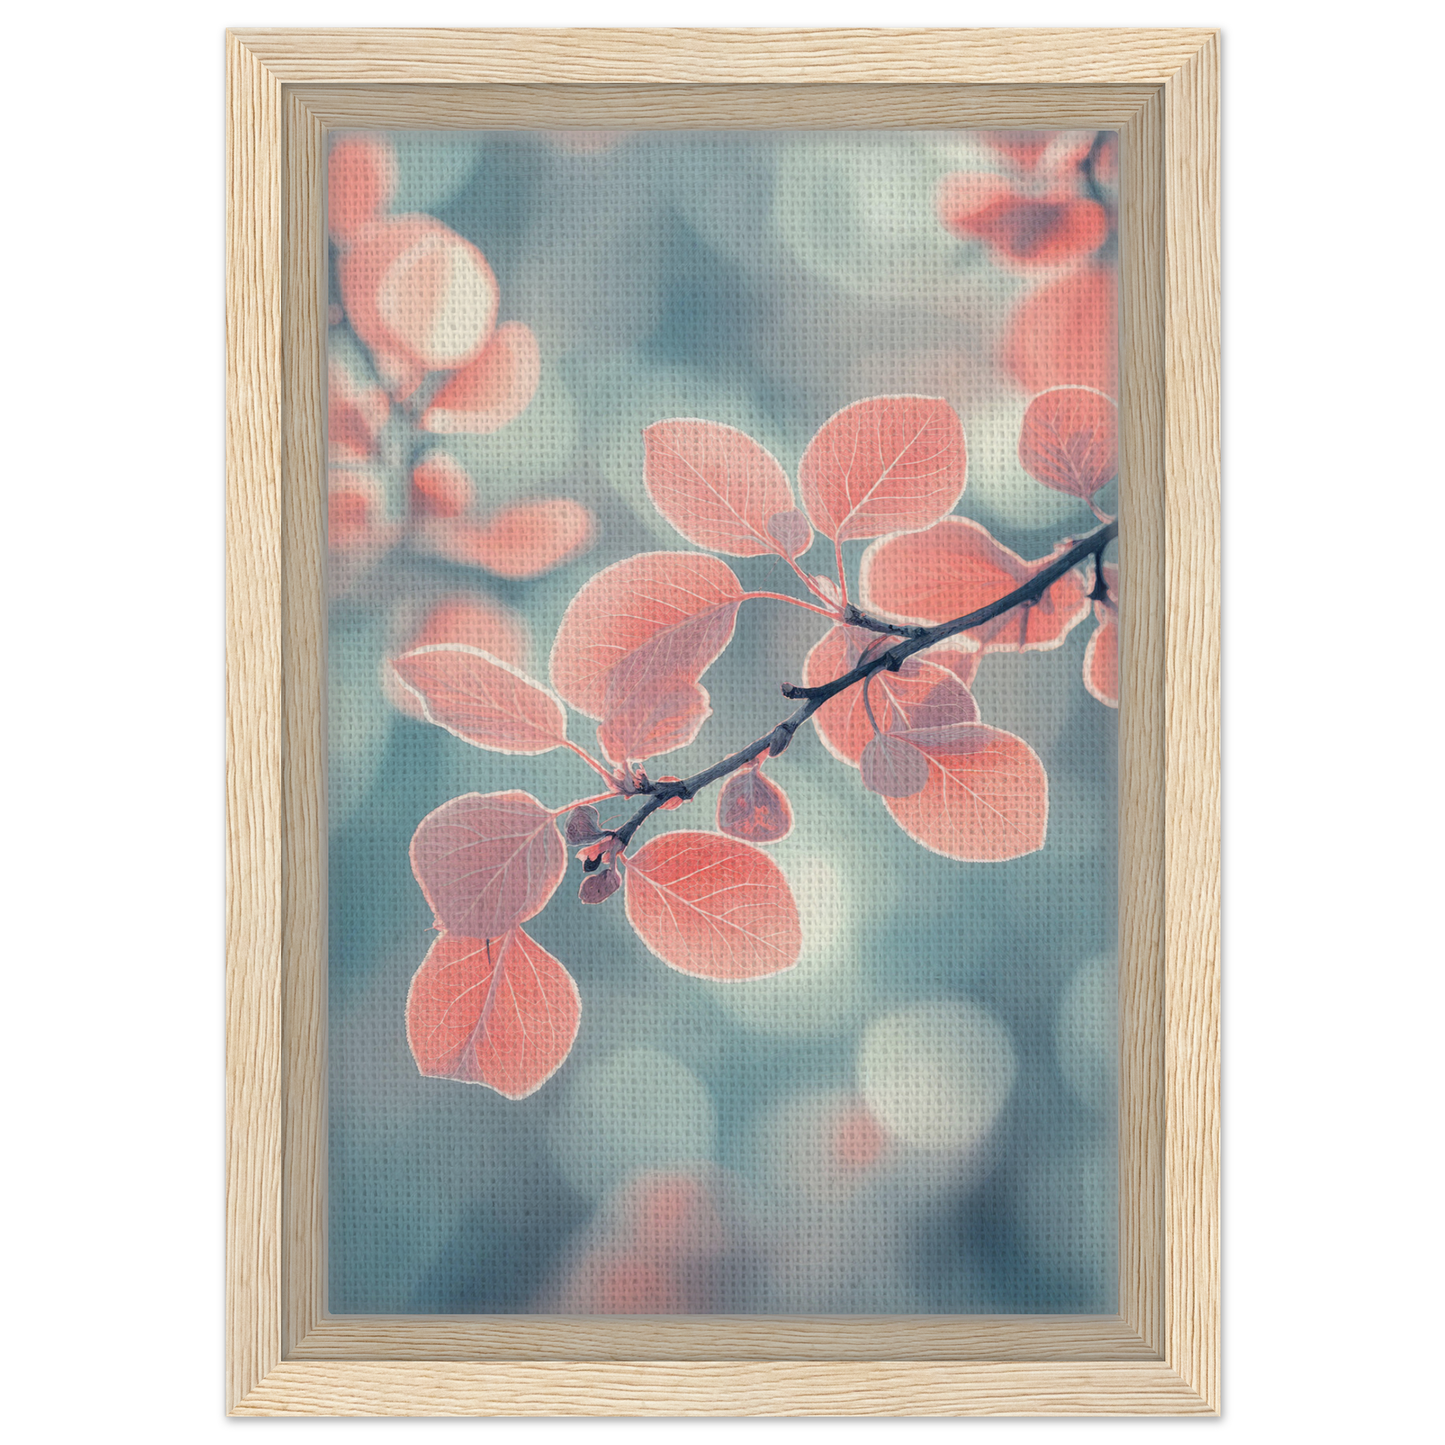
780 519 1117 704
606 519 1117 850
840 605 927 639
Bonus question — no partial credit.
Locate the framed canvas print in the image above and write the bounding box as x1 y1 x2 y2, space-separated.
226 27 1219 1416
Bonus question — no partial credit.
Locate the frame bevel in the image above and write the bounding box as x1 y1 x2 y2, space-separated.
226 27 1218 1417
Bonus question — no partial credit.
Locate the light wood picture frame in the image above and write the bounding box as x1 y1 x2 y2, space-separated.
225 26 1219 1416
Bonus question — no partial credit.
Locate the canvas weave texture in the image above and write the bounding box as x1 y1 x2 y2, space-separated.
326 129 1119 1315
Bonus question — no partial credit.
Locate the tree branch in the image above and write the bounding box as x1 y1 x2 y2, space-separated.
606 519 1117 850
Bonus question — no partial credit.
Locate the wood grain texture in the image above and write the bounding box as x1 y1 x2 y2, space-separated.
225 25 1220 1417
225 31 284 1412
233 27 1217 86
1117 88 1167 1358
1161 32 1222 1413
292 1314 1158 1363
280 87 328 1358
232 1360 1215 1417
292 83 1155 132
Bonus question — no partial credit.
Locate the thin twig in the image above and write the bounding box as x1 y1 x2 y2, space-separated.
605 519 1117 849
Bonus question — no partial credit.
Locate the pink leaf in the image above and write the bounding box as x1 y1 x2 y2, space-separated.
860 732 929 798
550 553 743 764
392 645 568 755
411 453 475 518
403 596 530 669
598 684 710 769
1083 562 1119 707
386 594 531 720
410 790 565 939
935 173 1015 233
797 396 967 542
339 215 499 376
1003 266 1118 397
327 355 389 462
425 497 595 579
1018 387 1118 501
579 867 621 904
328 136 397 244
882 725 1048 862
566 805 605 845
859 517 1089 654
716 766 794 844
982 130 1054 171
767 510 813 557
624 832 801 979
422 321 541 434
923 641 982 690
938 174 1107 266
892 674 980 731
643 420 809 558
406 928 579 1098
326 469 383 555
802 626 977 767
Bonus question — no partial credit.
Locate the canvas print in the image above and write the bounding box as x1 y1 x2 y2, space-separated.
325 128 1119 1315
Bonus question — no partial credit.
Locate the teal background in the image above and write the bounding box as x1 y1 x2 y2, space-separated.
327 129 1118 1314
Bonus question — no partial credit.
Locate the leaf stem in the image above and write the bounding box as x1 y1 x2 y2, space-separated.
783 553 834 602
562 739 618 783
741 590 840 620
553 790 623 817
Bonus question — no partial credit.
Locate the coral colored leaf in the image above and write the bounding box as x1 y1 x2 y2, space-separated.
861 732 929 798
642 420 809 558
598 684 710 768
938 174 1107 266
410 452 474 518
327 356 389 462
550 553 743 764
566 805 605 845
410 790 565 939
982 130 1053 171
923 643 982 690
326 469 382 554
882 725 1048 862
802 626 975 767
624 832 801 979
393 645 568 755
328 136 396 243
1004 266 1118 396
427 498 595 579
936 173 1016 235
859 518 1089 654
1019 387 1118 501
768 510 812 556
406 928 579 1098
422 321 541 435
798 396 968 542
961 196 1106 267
407 596 529 668
579 867 621 904
892 674 979 731
1084 615 1119 707
340 215 499 375
387 595 530 720
716 767 794 844
1083 562 1119 707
